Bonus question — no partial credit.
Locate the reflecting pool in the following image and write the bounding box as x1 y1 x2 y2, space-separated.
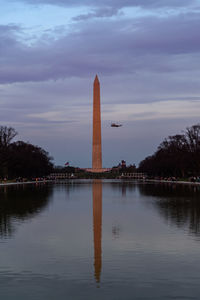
0 180 200 299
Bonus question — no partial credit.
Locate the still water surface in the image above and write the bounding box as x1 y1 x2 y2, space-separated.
0 180 200 299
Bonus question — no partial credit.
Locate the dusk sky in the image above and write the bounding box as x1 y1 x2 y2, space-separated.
1 0 200 167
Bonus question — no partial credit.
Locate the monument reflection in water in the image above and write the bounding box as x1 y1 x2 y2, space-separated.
92 180 102 283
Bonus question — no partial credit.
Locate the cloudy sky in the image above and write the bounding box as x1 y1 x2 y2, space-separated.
1 0 200 167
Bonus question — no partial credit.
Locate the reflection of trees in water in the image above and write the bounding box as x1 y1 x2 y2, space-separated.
53 181 94 199
138 183 200 237
108 181 137 197
56 180 138 199
58 180 138 200
0 184 52 238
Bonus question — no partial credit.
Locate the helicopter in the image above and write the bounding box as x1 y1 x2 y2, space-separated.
111 123 122 128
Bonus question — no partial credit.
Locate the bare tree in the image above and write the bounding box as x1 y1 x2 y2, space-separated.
185 124 200 152
0 126 17 148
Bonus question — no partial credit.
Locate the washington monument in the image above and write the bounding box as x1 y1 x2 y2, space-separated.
92 75 102 171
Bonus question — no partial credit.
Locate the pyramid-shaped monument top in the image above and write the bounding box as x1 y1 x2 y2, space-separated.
94 75 99 84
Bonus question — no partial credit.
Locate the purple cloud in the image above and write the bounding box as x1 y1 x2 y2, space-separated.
73 7 121 21
0 11 200 84
18 0 196 9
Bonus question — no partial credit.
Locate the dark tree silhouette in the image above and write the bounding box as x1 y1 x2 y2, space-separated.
138 124 200 178
0 126 17 148
8 141 53 178
0 126 53 179
0 126 18 178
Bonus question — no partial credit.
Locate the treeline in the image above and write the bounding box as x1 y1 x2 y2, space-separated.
138 124 200 178
0 126 53 179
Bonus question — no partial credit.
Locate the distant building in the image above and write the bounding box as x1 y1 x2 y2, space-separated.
121 160 126 168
